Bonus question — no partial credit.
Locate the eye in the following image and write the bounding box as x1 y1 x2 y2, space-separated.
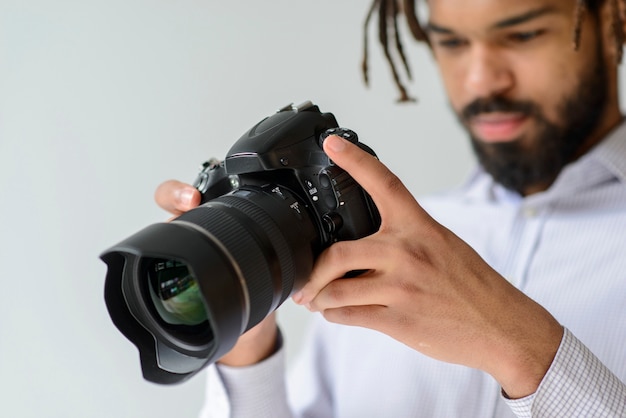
436 37 468 49
508 29 545 43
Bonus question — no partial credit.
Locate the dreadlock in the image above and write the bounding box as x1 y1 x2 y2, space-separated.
363 0 626 102
573 0 625 61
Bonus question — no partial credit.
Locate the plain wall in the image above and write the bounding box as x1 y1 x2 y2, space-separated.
0 1 477 417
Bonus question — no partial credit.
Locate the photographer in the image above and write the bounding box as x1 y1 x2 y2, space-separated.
157 0 626 416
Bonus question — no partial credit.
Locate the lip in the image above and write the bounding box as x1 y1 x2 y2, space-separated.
469 112 529 143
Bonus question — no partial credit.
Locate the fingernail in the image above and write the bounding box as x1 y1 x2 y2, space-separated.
178 188 195 207
325 135 347 153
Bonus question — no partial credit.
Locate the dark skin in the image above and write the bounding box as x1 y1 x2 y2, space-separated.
156 0 624 400
426 0 622 196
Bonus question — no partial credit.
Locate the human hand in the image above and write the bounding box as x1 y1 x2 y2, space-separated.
154 179 279 367
292 135 563 398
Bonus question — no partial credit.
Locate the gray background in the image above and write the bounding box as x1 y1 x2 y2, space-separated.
0 1 477 417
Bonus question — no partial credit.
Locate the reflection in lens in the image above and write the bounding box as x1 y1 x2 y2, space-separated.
149 259 207 326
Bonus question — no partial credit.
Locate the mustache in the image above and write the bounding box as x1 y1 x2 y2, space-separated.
461 96 537 121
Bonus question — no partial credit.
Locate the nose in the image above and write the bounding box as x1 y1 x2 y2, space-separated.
464 45 514 98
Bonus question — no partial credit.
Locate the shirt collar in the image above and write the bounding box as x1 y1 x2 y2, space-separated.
585 119 626 184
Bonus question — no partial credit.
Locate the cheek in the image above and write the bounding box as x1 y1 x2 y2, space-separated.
513 53 582 122
433 56 468 113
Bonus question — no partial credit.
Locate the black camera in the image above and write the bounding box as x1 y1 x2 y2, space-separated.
101 101 380 384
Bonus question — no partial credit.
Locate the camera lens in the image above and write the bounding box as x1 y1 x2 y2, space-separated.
169 186 316 332
147 258 208 326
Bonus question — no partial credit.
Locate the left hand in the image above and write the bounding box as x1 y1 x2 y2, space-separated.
292 135 563 399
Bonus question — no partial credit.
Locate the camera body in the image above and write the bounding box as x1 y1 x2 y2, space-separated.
194 101 378 249
101 101 380 384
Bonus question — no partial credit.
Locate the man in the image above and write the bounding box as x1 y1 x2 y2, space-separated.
157 0 626 416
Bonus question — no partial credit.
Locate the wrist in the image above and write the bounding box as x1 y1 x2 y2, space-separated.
218 317 279 367
496 321 564 399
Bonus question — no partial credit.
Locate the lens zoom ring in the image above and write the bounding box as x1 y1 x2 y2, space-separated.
175 195 295 329
219 195 296 303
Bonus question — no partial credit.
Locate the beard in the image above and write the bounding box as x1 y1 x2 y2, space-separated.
458 43 608 195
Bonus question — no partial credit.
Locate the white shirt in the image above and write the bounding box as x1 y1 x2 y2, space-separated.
200 123 626 417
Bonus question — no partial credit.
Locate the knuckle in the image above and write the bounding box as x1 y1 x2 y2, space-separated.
406 246 431 266
325 284 346 304
391 275 421 300
323 241 351 264
323 306 357 324
381 170 405 194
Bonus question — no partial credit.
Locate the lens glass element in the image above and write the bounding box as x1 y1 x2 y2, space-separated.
148 259 208 326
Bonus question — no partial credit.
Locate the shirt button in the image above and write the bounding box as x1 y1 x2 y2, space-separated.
523 206 538 218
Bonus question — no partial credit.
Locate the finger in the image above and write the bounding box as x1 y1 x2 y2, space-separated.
154 180 201 215
323 135 430 223
294 236 386 305
322 304 390 330
306 274 389 312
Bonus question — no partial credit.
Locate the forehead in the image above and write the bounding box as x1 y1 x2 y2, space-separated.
427 0 575 29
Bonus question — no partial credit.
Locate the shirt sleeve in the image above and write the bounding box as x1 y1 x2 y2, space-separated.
197 333 294 418
505 327 626 417
197 317 335 418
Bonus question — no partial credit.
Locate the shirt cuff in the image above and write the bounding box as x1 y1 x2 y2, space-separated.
200 332 293 418
505 327 626 417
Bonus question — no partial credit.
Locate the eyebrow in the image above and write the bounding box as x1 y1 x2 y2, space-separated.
425 6 557 35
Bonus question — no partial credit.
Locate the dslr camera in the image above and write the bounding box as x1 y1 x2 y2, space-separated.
101 101 380 384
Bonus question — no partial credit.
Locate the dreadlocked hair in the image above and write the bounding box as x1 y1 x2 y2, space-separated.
573 0 625 61
362 0 428 102
363 0 626 102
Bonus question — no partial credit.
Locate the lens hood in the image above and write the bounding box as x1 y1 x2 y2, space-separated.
102 222 247 383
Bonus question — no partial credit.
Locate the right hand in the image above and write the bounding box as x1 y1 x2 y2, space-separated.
155 179 279 367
